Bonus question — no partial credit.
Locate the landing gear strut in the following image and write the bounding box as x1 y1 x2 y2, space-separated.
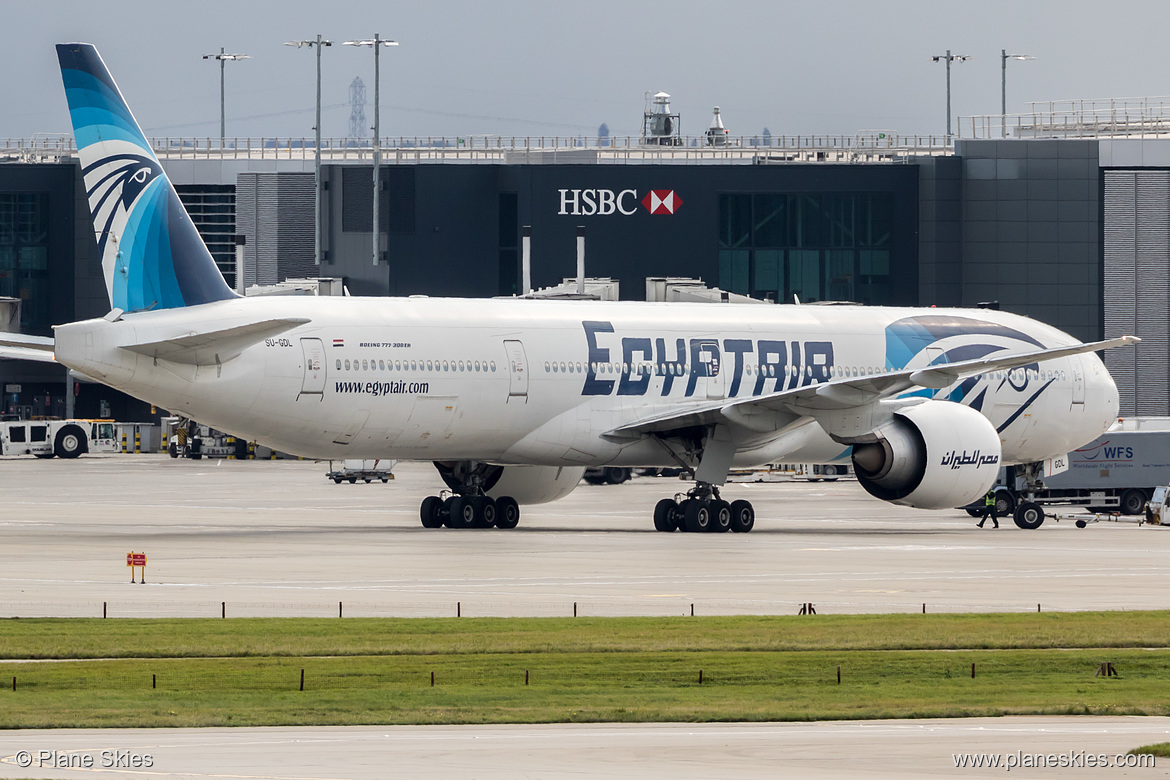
419 462 521 530
1011 462 1047 530
653 482 754 534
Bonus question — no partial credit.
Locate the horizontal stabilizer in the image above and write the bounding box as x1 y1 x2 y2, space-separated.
119 318 310 366
0 333 56 363
0 346 58 363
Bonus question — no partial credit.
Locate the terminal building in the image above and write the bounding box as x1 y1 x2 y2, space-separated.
2 96 1168 421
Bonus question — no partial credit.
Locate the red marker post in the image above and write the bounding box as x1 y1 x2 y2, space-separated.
127 551 147 584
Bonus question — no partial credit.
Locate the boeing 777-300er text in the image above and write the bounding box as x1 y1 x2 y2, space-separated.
0 44 1138 533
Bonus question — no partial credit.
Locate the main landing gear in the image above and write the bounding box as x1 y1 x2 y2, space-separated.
419 462 521 530
419 493 520 530
652 481 755 533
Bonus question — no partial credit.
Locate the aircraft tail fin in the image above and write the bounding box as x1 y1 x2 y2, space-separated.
56 43 237 314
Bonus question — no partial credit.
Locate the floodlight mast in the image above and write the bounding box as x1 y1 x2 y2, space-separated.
930 50 970 144
202 48 251 148
1001 50 1036 138
344 34 399 267
285 36 333 266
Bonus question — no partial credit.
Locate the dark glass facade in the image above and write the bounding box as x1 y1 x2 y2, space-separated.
718 192 894 304
0 193 50 331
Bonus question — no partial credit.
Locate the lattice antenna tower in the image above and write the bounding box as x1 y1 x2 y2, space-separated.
348 76 367 139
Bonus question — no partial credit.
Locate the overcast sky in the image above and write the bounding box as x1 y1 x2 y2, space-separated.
6 0 1169 142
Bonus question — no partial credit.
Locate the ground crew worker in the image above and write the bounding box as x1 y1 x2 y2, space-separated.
977 491 999 528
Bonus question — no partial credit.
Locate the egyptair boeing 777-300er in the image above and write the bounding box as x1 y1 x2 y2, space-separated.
0 44 1138 533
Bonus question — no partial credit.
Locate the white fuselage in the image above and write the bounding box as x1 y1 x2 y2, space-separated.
53 297 1119 468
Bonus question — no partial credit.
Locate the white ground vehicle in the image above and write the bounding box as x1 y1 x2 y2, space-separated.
964 417 1170 528
327 459 398 484
0 419 118 458
1145 485 1170 526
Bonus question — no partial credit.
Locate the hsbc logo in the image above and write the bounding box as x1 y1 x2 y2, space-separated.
557 188 683 216
642 189 683 215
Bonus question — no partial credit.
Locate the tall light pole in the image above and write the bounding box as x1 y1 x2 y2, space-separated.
285 36 333 266
930 50 970 143
202 48 251 148
344 34 399 267
1001 50 1036 138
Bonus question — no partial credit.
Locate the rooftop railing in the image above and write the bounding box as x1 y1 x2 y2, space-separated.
1 133 953 165
960 96 1170 139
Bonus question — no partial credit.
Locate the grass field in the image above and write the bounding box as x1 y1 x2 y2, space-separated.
1 612 1169 728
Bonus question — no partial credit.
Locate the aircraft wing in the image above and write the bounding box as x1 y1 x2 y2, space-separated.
0 333 57 363
606 335 1139 439
118 318 311 366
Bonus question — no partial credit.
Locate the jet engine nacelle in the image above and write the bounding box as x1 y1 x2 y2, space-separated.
486 465 586 505
850 400 1001 510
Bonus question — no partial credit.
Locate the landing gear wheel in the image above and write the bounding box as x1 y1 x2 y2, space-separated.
995 492 1016 516
53 424 87 459
653 498 678 532
684 500 711 533
710 500 732 533
1120 489 1147 516
494 496 520 529
420 496 443 528
965 508 982 518
446 496 475 529
604 467 632 485
472 496 497 528
729 500 755 533
1013 501 1045 530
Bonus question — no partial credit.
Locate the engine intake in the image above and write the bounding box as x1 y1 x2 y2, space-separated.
851 401 1001 510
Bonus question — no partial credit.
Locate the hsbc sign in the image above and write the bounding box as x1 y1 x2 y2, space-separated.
557 188 683 216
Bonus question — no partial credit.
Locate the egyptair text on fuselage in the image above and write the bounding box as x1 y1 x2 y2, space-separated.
581 320 836 398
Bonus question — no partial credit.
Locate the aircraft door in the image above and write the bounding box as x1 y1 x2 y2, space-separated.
300 338 327 397
696 340 724 400
504 340 528 399
1072 362 1086 406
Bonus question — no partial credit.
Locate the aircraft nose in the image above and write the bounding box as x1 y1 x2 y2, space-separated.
1081 352 1119 438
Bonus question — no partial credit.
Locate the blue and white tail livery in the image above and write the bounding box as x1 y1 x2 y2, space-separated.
36 43 1143 533
57 43 235 313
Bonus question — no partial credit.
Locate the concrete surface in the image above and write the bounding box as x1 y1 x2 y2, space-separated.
1 455 1168 617
3 455 1170 779
0 718 1166 779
